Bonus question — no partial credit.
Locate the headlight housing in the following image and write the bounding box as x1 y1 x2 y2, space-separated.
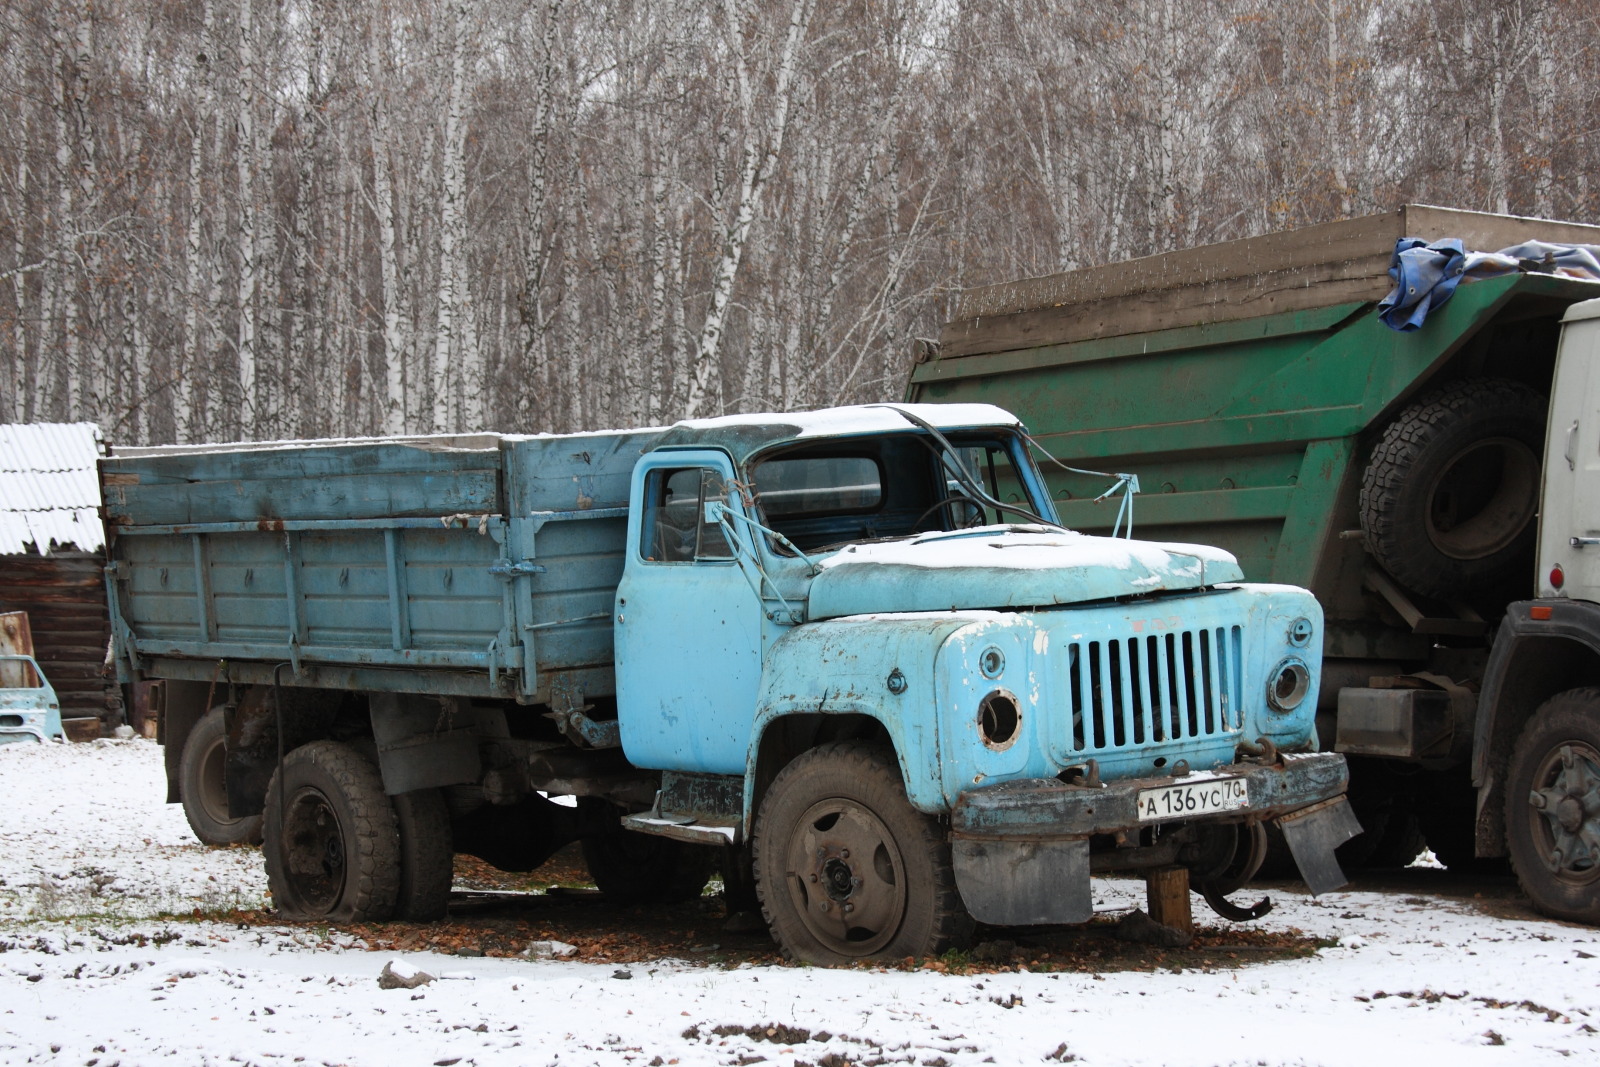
1266 657 1311 713
977 689 1022 749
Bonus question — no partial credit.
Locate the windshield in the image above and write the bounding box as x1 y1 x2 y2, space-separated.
746 430 1053 554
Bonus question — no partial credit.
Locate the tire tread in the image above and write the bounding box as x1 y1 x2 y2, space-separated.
1504 688 1600 924
179 706 263 847
263 741 400 923
752 740 971 965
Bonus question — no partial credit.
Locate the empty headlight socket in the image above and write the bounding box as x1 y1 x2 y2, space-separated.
1267 658 1311 713
978 688 1022 749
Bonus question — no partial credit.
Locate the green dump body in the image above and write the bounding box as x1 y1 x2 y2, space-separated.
908 206 1600 670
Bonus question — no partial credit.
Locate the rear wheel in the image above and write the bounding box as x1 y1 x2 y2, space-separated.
753 741 970 966
1505 689 1600 923
263 741 400 922
179 707 263 846
393 789 453 921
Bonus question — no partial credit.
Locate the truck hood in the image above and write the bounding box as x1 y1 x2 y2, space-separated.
806 527 1243 620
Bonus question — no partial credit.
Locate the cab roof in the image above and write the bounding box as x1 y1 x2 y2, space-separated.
650 403 1022 463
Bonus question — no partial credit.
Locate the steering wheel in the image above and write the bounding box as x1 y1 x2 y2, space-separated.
914 494 987 530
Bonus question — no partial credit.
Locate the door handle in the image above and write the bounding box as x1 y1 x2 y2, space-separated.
1566 420 1579 471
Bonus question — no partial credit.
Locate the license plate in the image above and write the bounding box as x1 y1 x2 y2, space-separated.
1137 776 1249 822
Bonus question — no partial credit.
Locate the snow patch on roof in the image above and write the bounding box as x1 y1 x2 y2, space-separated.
0 422 105 554
671 402 1021 438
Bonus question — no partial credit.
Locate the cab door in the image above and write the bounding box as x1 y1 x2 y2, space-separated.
1542 302 1600 599
614 450 762 774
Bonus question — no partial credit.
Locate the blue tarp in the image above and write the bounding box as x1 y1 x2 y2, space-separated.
1378 238 1600 331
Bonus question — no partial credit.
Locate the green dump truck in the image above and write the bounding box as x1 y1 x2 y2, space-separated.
908 205 1600 923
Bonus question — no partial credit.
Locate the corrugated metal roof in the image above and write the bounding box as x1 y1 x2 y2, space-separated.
0 423 105 554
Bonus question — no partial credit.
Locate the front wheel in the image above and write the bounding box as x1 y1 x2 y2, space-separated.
263 741 400 922
179 707 263 846
1505 689 1600 924
753 741 970 966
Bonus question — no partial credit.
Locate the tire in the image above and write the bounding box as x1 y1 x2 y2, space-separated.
1504 689 1600 923
263 741 400 923
1360 378 1545 600
580 800 714 904
393 789 453 922
179 707 263 846
1188 821 1267 896
719 843 761 913
752 741 971 966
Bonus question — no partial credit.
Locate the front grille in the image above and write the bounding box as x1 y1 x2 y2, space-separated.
1064 626 1243 754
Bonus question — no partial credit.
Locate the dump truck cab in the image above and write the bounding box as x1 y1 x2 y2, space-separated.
908 205 1600 925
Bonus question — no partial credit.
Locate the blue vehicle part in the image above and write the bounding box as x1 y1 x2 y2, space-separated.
0 655 65 744
743 585 1323 819
615 450 765 775
104 431 657 705
807 529 1243 619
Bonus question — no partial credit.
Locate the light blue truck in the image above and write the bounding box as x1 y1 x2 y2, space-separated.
102 403 1354 964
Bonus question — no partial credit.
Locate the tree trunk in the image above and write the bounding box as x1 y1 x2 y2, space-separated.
682 0 813 420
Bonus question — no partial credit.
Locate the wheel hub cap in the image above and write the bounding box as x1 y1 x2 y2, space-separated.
785 800 907 957
1527 742 1600 882
283 789 346 912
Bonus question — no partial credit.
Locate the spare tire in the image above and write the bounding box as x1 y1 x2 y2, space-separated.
1360 378 1546 600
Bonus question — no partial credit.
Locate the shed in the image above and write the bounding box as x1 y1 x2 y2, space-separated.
0 422 115 738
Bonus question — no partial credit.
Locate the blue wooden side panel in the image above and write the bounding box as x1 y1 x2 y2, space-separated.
209 532 291 644
102 439 503 525
106 431 659 701
400 528 507 651
298 531 394 648
117 534 204 643
501 431 662 693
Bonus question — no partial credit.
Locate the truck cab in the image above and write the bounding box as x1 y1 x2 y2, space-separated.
606 405 1352 961
1470 297 1600 921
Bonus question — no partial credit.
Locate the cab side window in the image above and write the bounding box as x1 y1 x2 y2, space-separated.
642 467 734 562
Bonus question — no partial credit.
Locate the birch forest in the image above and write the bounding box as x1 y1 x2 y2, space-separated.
2 0 1596 444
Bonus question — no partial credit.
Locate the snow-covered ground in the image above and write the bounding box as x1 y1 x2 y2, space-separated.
2 739 1598 1067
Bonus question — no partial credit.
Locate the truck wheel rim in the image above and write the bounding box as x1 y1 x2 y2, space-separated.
784 798 907 957
198 735 236 826
1525 740 1600 885
282 787 347 913
1423 437 1539 560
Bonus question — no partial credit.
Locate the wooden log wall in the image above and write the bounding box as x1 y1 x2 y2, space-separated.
0 550 115 733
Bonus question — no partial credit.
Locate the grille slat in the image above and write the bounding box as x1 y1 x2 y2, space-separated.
1065 625 1243 757
1127 637 1146 744
1114 638 1135 747
1155 633 1174 742
1098 640 1120 748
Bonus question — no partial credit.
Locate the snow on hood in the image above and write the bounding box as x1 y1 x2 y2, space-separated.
807 527 1242 619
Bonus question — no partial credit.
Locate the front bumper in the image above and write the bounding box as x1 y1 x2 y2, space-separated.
948 752 1354 926
952 751 1348 837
